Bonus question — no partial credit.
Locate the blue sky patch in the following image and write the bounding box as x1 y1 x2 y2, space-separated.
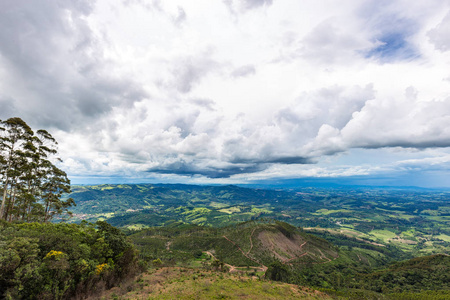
366 31 419 62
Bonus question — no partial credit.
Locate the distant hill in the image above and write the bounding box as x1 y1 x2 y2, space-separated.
67 183 450 259
67 183 315 227
129 220 339 268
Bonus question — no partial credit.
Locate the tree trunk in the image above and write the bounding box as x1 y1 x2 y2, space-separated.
0 176 9 220
7 184 17 222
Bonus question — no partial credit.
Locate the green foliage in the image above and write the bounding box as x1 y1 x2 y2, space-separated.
129 220 338 268
265 251 450 296
359 254 450 293
0 221 139 299
265 261 290 282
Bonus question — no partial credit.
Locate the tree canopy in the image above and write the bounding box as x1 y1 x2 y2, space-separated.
0 117 74 222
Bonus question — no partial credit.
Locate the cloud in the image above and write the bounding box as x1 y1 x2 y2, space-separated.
173 7 187 25
169 52 221 93
0 0 148 131
241 0 273 10
2 0 450 184
299 18 374 65
230 65 256 78
341 87 450 149
223 0 273 13
428 11 450 52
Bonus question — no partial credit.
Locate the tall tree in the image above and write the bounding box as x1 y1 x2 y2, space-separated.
0 118 33 220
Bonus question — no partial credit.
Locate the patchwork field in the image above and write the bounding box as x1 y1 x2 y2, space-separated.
67 184 450 257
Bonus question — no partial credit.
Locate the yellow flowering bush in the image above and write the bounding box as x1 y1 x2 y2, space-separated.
95 263 109 275
44 250 65 260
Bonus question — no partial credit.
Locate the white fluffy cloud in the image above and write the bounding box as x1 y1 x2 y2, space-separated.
1 0 450 185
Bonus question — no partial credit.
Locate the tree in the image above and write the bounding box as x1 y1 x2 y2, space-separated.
0 117 74 222
265 261 290 282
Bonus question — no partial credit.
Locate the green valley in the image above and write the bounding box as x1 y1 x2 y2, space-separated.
68 184 450 257
60 183 450 299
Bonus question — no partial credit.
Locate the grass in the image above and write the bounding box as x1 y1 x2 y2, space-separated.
436 234 450 242
313 209 353 216
387 214 415 220
209 202 229 209
99 267 331 300
124 224 150 230
219 206 242 214
369 229 397 242
251 207 273 214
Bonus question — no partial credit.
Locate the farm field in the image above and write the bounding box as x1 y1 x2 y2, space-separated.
67 184 450 256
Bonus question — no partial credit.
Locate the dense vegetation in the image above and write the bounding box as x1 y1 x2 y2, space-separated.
128 220 338 268
0 220 139 299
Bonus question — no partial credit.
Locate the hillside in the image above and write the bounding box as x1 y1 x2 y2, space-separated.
129 220 339 269
98 267 331 300
359 254 450 293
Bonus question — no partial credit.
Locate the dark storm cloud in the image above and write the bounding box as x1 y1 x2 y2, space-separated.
358 140 450 150
265 156 313 164
229 155 313 165
147 160 266 178
0 0 148 131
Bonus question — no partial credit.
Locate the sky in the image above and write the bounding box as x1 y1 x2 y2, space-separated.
1 0 450 187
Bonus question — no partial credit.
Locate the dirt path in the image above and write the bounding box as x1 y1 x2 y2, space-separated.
204 251 237 272
299 241 307 249
222 235 267 271
246 228 256 255
318 249 332 262
285 252 308 263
